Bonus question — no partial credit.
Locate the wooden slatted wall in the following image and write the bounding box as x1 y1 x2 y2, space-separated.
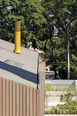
0 77 39 116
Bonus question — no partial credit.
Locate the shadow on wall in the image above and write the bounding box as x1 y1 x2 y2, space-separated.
0 61 39 84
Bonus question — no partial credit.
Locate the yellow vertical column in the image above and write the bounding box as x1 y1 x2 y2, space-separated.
14 21 21 54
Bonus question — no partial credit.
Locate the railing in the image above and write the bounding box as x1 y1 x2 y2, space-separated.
45 81 77 114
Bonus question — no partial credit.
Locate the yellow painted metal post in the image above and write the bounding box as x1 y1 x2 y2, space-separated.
14 21 21 54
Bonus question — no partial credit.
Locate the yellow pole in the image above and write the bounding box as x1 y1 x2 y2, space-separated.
14 21 21 54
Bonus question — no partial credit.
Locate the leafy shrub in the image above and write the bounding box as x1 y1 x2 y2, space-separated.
60 92 73 102
45 100 77 114
45 83 53 90
44 109 51 114
51 107 57 114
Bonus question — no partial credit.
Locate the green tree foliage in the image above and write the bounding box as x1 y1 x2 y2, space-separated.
0 0 46 45
0 0 77 79
19 0 47 47
41 0 77 79
0 0 24 41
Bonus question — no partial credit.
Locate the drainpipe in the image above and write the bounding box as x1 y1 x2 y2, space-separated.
14 21 21 54
37 53 39 89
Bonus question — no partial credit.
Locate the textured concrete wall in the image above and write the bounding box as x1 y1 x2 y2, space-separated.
39 62 45 116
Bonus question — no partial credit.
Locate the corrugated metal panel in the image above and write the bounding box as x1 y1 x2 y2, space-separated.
0 77 39 116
